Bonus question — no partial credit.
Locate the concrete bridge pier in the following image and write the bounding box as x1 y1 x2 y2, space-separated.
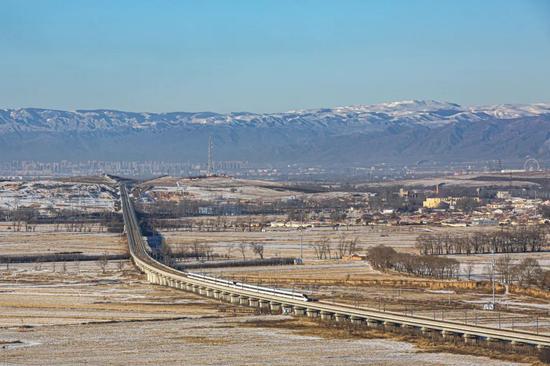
366 319 381 328
282 304 293 315
213 290 222 300
334 313 348 322
485 337 502 347
259 300 271 311
383 321 399 330
306 309 319 318
199 287 208 296
441 330 459 340
320 311 334 321
248 298 259 308
463 333 477 344
239 296 250 306
230 294 241 305
193 285 201 294
537 345 549 353
186 283 194 292
350 316 365 326
420 327 434 336
222 292 232 302
270 302 282 314
294 307 307 316
206 289 215 298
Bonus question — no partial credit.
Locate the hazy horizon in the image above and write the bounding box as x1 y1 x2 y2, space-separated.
3 98 550 115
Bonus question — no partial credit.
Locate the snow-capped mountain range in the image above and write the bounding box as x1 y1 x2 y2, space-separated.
1 100 549 165
1 100 549 133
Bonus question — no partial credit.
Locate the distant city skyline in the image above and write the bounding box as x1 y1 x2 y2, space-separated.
2 0 550 113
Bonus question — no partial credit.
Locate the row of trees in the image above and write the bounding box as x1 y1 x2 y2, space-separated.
137 195 362 223
0 207 124 233
310 236 359 259
416 226 547 255
155 240 267 265
367 245 460 279
147 217 269 233
492 255 549 287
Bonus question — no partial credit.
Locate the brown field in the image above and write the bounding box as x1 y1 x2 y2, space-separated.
0 211 547 364
162 224 499 259
0 223 126 256
0 262 534 365
161 223 550 336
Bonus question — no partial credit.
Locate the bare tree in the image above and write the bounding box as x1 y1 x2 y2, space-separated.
191 240 203 261
249 243 265 259
463 262 474 280
336 234 348 259
238 242 247 260
226 243 235 258
97 252 108 274
348 237 359 255
204 243 214 261
160 239 173 265
515 257 543 287
311 238 330 259
495 254 513 284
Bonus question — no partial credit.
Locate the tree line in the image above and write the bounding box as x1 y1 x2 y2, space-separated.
367 245 460 279
0 207 124 233
492 254 550 288
415 226 547 255
153 239 268 266
310 235 359 259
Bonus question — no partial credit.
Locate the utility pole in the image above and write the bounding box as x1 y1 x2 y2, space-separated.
300 207 304 260
207 136 214 176
491 246 495 310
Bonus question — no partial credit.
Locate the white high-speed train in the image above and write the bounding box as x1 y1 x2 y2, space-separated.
186 272 314 302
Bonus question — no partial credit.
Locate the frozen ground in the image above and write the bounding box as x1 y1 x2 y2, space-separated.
0 224 125 256
0 263 532 365
0 316 529 366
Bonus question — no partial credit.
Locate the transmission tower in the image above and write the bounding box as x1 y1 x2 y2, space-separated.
207 136 214 176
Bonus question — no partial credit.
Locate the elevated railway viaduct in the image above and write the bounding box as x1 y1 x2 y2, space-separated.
120 184 550 351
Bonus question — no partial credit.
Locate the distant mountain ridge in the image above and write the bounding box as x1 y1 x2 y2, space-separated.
1 100 549 165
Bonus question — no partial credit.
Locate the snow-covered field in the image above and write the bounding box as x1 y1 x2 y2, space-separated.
0 180 117 213
0 315 529 366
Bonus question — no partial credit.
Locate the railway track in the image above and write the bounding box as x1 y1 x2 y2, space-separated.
120 184 550 349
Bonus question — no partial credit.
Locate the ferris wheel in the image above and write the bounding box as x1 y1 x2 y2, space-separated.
523 157 541 172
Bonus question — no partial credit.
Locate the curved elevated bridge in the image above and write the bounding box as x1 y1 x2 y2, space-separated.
120 184 550 349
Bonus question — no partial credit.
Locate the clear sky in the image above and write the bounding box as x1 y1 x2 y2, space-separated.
1 0 550 112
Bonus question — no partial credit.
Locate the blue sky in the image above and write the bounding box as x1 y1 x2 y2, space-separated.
1 0 549 112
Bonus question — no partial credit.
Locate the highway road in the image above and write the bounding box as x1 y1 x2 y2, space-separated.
120 184 550 349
